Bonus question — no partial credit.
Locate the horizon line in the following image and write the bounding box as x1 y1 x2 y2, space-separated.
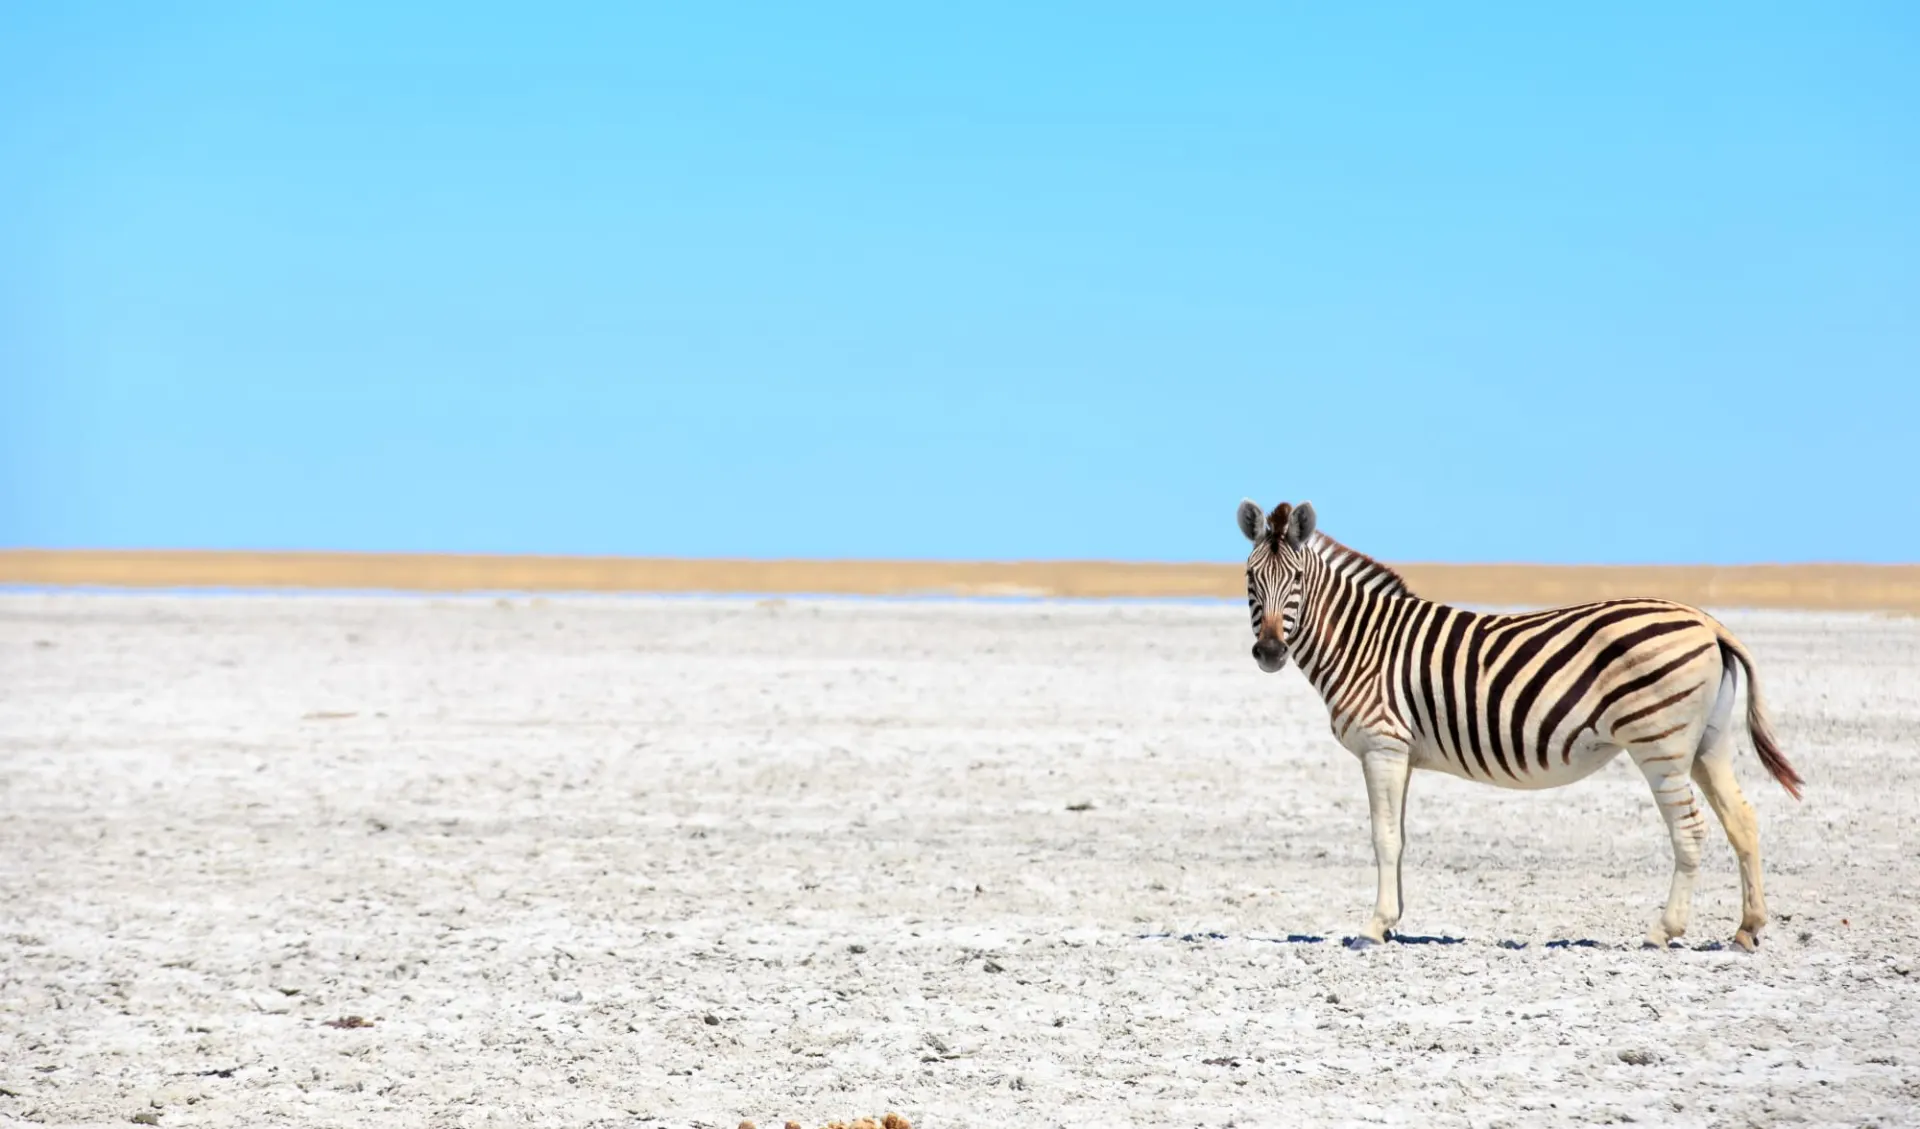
4 548 1918 613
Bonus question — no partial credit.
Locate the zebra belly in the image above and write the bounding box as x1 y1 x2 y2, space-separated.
1408 731 1623 790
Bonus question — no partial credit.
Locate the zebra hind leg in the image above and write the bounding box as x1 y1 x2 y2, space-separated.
1630 742 1709 947
1691 741 1769 951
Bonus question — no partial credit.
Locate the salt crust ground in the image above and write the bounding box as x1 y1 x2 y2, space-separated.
1 593 1916 1129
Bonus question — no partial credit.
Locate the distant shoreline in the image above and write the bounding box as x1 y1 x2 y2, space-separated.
3 549 1918 613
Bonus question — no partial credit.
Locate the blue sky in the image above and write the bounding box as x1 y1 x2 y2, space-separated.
3 3 1915 563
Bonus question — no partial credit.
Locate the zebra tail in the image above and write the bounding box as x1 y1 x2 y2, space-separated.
1716 628 1805 800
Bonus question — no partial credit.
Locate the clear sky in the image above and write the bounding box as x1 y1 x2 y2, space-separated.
3 4 1915 564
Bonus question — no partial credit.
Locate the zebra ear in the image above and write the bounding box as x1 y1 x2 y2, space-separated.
1237 499 1267 543
1284 501 1317 549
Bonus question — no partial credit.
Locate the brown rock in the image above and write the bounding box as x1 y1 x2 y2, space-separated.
883 1115 912 1129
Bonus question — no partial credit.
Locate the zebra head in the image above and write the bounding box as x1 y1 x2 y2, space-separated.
1236 498 1317 673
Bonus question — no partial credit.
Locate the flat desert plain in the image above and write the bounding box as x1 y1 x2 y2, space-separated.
2 592 1917 1128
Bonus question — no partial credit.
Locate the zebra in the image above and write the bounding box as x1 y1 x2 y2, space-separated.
1236 497 1803 950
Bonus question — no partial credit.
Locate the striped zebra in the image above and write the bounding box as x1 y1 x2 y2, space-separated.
1237 498 1803 950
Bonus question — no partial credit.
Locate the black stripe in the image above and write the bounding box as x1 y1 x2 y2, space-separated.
1438 609 1473 772
1535 619 1700 766
1461 615 1499 778
1330 587 1381 695
1502 605 1658 772
1415 605 1448 767
1482 609 1587 775
1405 599 1436 741
1317 572 1363 689
1376 597 1418 728
1485 600 1674 664
1611 681 1705 736
1480 611 1555 666
1563 641 1715 761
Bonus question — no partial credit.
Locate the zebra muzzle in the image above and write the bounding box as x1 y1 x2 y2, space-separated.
1252 635 1288 672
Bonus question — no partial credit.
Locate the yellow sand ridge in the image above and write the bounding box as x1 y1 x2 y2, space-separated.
3 549 1918 612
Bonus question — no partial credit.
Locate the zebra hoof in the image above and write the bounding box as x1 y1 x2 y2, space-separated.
1733 929 1760 953
1343 935 1382 950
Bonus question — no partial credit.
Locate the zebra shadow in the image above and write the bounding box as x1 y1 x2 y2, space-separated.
1137 931 1734 952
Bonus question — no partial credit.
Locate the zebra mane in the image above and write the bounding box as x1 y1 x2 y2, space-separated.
1308 531 1416 598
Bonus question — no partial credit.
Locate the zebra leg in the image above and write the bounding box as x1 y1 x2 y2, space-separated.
1358 746 1413 943
1632 745 1709 947
1691 743 1769 951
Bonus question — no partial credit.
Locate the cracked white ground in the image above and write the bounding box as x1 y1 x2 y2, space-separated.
2 593 1916 1128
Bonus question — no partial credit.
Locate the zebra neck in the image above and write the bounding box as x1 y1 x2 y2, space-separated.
1307 531 1414 599
1291 550 1419 702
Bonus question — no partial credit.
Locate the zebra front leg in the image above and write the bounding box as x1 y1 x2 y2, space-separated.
1358 746 1413 944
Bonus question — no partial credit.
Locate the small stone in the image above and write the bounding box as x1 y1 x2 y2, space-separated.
556 989 582 1003
1325 993 1339 1004
785 1122 803 1129
882 1115 912 1129
847 943 867 954
1618 1049 1661 1066
982 959 1005 974
738 1121 756 1129
703 1013 720 1026
130 1116 159 1126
